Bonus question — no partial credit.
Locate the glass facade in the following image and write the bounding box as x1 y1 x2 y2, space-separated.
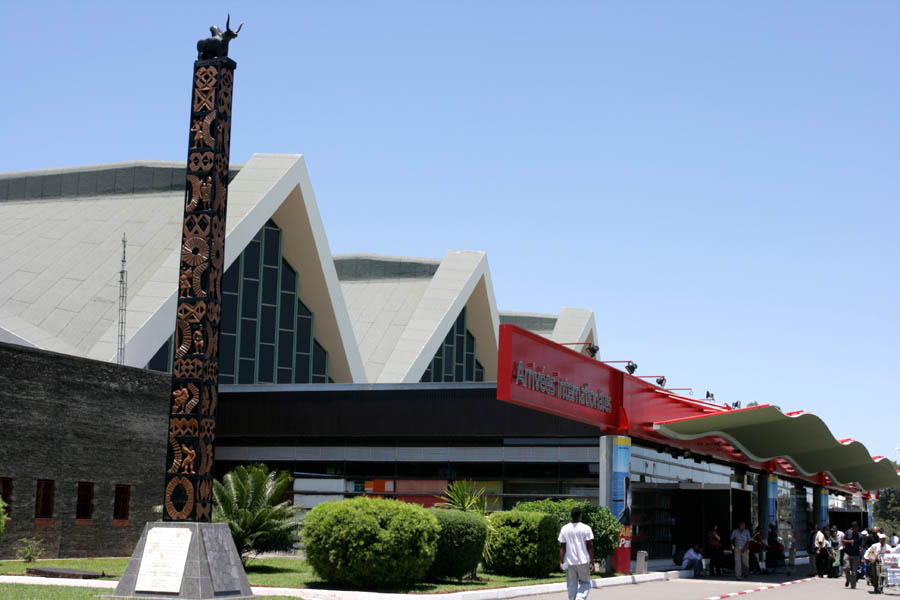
147 220 331 384
420 307 485 383
630 445 732 485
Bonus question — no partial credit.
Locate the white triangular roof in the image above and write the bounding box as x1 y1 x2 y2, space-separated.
0 155 366 383
374 250 500 383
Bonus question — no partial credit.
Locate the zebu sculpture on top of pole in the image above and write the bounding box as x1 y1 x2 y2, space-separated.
109 17 253 599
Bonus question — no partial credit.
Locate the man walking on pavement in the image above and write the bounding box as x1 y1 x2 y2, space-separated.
843 521 862 589
731 520 751 580
864 533 890 594
559 507 595 600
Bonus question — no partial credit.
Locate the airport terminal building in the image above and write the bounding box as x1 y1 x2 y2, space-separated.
0 157 897 559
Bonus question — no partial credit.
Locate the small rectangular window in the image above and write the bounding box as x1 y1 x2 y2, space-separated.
75 482 94 520
242 241 260 279
258 344 275 383
35 480 54 518
241 280 259 317
263 227 280 266
113 485 130 521
0 477 11 509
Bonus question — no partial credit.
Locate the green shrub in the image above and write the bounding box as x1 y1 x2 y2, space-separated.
427 508 487 580
212 463 302 563
302 496 440 588
0 496 6 546
514 498 620 557
483 511 557 577
16 537 45 562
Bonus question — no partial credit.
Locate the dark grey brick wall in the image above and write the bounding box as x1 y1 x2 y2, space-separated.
0 342 169 558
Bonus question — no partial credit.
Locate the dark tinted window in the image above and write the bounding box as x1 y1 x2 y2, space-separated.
113 485 130 521
0 478 11 510
35 480 54 518
75 482 94 520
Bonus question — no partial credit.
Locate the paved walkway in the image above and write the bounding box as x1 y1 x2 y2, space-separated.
0 569 871 599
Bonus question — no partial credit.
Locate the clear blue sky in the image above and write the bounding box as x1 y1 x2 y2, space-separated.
2 2 898 465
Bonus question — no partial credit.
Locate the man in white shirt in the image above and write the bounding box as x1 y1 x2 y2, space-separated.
731 521 751 580
559 507 595 600
814 523 827 577
682 543 705 577
835 527 845 576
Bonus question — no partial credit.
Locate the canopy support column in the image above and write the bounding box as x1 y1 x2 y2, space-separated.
814 487 828 528
758 472 777 530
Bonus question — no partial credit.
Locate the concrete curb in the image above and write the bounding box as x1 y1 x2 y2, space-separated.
0 570 693 598
702 576 816 599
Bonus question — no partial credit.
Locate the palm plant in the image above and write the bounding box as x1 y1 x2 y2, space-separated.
437 480 494 577
437 480 488 513
212 463 302 563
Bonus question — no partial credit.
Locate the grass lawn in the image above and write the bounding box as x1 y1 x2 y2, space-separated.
0 584 285 599
244 557 573 592
0 557 607 593
0 558 128 579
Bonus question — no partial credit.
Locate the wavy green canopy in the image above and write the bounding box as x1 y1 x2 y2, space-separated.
653 405 900 491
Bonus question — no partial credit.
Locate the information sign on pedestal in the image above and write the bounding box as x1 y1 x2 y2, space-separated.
135 528 193 593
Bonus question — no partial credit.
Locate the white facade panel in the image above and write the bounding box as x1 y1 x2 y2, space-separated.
293 478 346 493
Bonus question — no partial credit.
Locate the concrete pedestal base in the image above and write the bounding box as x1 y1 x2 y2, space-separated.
105 521 253 600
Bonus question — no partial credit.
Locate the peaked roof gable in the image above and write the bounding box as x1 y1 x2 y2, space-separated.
103 154 365 383
549 307 598 355
375 250 500 383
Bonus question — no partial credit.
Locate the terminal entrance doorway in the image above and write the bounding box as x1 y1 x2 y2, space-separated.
632 484 751 560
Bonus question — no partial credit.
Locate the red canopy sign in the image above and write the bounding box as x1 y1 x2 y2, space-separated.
497 325 626 430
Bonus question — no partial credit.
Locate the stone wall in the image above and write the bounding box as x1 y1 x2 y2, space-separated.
0 342 169 558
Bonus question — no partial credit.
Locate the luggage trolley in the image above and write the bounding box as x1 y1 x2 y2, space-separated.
880 552 900 594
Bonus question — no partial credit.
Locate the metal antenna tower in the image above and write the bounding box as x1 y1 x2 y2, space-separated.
117 233 127 365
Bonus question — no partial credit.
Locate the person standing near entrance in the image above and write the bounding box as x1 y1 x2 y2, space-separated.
843 521 862 589
814 523 828 577
731 521 751 579
708 524 724 576
559 507 595 600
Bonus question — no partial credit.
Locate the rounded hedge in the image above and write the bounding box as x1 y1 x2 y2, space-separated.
427 509 487 580
484 511 558 577
302 496 440 588
513 498 620 557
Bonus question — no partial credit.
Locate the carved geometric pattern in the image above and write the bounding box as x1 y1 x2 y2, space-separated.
195 501 211 521
188 152 215 172
173 357 203 379
198 439 214 476
165 58 235 523
202 384 217 415
177 301 207 324
184 214 210 237
169 417 199 437
165 476 195 520
198 479 212 502
182 237 209 266
207 301 221 325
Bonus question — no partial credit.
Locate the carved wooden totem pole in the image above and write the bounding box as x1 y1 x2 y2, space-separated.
164 16 242 523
